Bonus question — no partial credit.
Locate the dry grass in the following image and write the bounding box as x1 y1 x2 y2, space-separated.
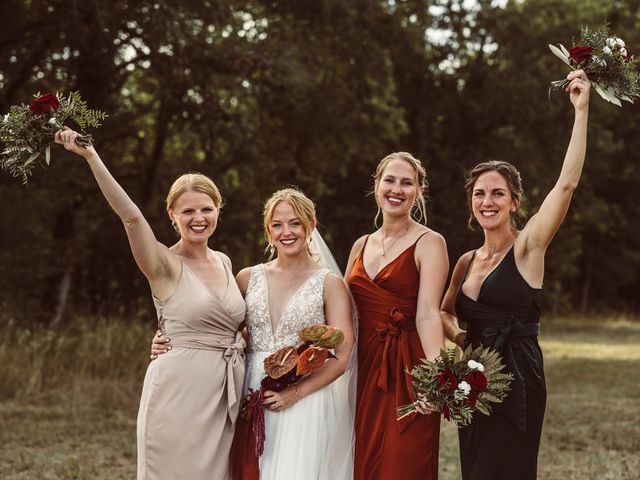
0 316 638 479
438 316 640 480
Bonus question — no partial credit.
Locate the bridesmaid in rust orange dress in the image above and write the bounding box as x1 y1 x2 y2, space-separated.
346 152 449 480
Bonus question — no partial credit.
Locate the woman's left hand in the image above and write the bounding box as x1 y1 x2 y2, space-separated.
566 69 591 111
262 386 299 412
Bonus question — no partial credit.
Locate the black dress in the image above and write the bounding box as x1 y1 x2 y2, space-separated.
455 247 546 480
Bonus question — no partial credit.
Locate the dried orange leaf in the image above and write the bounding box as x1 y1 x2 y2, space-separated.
296 347 329 375
264 346 298 379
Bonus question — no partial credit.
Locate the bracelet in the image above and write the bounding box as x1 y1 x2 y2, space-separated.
294 385 301 403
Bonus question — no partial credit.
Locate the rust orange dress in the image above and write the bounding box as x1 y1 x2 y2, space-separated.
348 234 440 480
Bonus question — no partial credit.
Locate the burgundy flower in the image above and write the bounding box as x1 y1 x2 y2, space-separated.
29 92 59 116
465 371 488 393
569 46 592 64
436 369 459 391
626 48 633 63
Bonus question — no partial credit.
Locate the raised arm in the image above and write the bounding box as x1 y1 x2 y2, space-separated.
440 252 474 347
523 69 590 252
55 129 176 295
415 232 448 360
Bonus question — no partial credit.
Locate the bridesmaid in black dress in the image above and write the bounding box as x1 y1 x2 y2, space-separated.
440 68 591 480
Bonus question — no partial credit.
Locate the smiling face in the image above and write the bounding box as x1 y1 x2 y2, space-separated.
267 200 315 258
168 190 219 243
471 171 518 231
375 158 422 218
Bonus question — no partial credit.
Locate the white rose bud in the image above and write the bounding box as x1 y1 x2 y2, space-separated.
603 46 612 55
3 113 9 123
476 363 485 372
606 37 616 48
616 37 625 48
48 117 58 126
620 48 628 58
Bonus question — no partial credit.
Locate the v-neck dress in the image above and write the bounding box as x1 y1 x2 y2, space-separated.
242 264 336 479
455 247 545 480
137 254 246 480
348 234 440 480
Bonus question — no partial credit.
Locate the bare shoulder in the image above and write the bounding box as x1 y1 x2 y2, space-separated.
452 250 476 277
349 234 369 256
415 228 447 254
235 266 255 295
323 270 349 298
216 251 233 270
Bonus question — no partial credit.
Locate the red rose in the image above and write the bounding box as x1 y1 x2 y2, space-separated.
465 371 488 393
436 369 459 391
29 92 60 116
468 391 479 407
568 46 592 64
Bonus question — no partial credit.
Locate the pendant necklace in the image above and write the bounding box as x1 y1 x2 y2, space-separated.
381 224 411 257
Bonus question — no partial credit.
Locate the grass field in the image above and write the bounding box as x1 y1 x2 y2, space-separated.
1 316 639 479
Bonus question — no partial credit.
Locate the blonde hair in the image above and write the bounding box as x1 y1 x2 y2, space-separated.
373 152 428 226
166 173 222 210
464 161 525 230
263 188 316 254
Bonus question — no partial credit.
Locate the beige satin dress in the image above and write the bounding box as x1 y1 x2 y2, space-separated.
137 253 246 480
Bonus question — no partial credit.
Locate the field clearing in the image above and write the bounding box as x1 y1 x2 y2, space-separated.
1 316 638 479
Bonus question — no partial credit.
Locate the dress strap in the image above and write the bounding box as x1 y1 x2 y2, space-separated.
457 250 478 294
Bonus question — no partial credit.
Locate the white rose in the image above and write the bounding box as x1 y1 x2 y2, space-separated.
603 46 612 55
476 363 485 372
620 48 628 58
458 381 471 396
467 360 478 369
606 37 617 48
616 37 625 48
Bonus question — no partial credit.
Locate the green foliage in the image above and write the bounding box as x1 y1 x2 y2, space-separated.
0 92 107 183
0 0 639 320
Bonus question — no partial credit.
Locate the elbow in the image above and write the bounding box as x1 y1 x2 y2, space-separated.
122 211 144 229
558 180 579 193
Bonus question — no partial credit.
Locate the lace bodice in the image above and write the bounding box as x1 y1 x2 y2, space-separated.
244 264 329 353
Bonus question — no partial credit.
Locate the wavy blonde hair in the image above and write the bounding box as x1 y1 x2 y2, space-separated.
263 188 316 255
373 152 428 226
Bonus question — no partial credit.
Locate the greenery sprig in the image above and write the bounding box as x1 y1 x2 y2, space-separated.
549 26 640 106
0 91 108 183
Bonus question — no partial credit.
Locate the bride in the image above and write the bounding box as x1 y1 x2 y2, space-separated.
153 187 356 479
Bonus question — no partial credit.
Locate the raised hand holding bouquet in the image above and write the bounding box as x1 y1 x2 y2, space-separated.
0 91 107 182
397 345 514 426
230 324 344 478
549 26 639 106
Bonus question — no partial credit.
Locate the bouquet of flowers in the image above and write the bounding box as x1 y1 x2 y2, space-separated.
231 324 344 479
0 91 108 183
397 345 514 427
548 26 640 106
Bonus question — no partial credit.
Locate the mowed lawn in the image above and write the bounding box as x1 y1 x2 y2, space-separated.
1 316 639 479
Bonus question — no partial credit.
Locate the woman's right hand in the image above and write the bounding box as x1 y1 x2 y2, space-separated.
54 127 96 159
150 330 172 360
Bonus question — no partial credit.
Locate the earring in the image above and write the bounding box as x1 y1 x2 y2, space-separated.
171 220 180 234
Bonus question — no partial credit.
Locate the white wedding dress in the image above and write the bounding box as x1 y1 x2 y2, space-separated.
243 264 353 479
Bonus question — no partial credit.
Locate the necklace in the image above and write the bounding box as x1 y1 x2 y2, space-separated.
380 224 411 257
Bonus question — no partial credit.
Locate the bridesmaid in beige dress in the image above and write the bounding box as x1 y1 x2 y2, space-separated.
55 128 246 480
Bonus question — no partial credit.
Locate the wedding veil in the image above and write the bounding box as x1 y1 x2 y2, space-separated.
311 228 357 479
